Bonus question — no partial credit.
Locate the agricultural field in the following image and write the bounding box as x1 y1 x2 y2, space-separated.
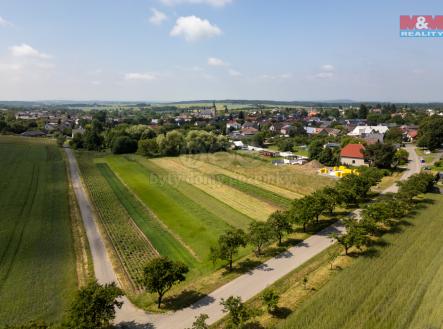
77 151 332 307
278 193 443 329
0 136 78 326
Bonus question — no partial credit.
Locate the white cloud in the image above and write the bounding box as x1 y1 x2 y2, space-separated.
9 44 52 59
0 16 13 27
228 69 241 77
314 72 334 79
321 64 335 71
170 16 221 42
260 73 292 80
124 72 157 81
0 62 23 72
208 57 226 66
149 8 167 25
160 0 232 7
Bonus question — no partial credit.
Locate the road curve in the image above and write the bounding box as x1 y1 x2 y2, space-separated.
66 145 421 329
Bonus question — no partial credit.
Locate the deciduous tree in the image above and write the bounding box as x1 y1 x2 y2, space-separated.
143 257 189 308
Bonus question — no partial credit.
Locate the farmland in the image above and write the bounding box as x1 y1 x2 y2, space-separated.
0 136 77 326
278 193 443 329
76 150 332 308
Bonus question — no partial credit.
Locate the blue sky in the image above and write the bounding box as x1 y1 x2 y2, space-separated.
0 0 442 102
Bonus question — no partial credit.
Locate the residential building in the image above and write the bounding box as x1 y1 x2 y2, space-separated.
340 143 367 166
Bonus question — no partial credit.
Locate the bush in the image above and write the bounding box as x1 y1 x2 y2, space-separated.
112 136 138 154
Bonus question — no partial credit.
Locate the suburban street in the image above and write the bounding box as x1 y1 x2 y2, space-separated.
66 146 421 329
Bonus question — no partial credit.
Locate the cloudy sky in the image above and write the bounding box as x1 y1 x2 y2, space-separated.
0 0 442 102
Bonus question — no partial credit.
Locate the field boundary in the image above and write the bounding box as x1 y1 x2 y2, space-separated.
63 149 94 287
102 161 200 261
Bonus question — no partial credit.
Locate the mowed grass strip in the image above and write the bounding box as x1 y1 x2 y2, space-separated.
178 155 301 200
190 152 332 195
214 174 292 209
132 156 253 230
148 157 276 221
103 156 232 266
77 153 158 289
0 137 77 326
278 194 443 329
96 163 195 267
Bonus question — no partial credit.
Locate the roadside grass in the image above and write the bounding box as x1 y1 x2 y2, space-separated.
77 153 159 290
276 193 443 329
371 169 404 193
64 152 93 287
0 136 77 326
211 244 352 329
147 156 277 220
214 174 292 209
416 148 439 164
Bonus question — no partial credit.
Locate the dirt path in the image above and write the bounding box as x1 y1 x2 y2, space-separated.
66 146 421 329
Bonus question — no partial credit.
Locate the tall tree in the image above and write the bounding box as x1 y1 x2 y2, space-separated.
248 221 272 256
143 257 189 308
65 281 124 329
211 229 247 271
363 142 396 169
267 211 292 245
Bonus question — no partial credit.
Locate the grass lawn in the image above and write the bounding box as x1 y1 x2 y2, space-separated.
416 148 440 164
0 136 77 326
278 193 443 329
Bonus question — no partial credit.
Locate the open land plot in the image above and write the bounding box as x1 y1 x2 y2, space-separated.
0 136 77 326
101 155 244 266
278 193 443 329
168 155 301 200
214 174 292 208
144 156 277 220
184 152 332 195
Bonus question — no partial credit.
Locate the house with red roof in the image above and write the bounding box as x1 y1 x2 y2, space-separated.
340 143 367 166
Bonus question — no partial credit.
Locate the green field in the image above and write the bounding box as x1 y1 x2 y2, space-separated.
77 150 331 309
278 193 443 329
102 156 236 265
0 137 77 326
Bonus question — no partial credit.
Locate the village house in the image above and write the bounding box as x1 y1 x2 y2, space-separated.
348 125 389 137
340 143 367 166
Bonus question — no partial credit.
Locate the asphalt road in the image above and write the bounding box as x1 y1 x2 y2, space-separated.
66 145 421 329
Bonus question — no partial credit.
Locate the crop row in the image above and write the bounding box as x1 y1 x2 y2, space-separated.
77 154 159 290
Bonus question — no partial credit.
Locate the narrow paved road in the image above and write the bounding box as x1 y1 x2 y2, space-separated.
66 145 421 329
65 148 151 324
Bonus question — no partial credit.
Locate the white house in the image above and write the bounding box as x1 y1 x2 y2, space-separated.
348 125 389 137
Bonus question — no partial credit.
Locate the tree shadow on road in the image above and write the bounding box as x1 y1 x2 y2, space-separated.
114 322 155 329
163 290 211 310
